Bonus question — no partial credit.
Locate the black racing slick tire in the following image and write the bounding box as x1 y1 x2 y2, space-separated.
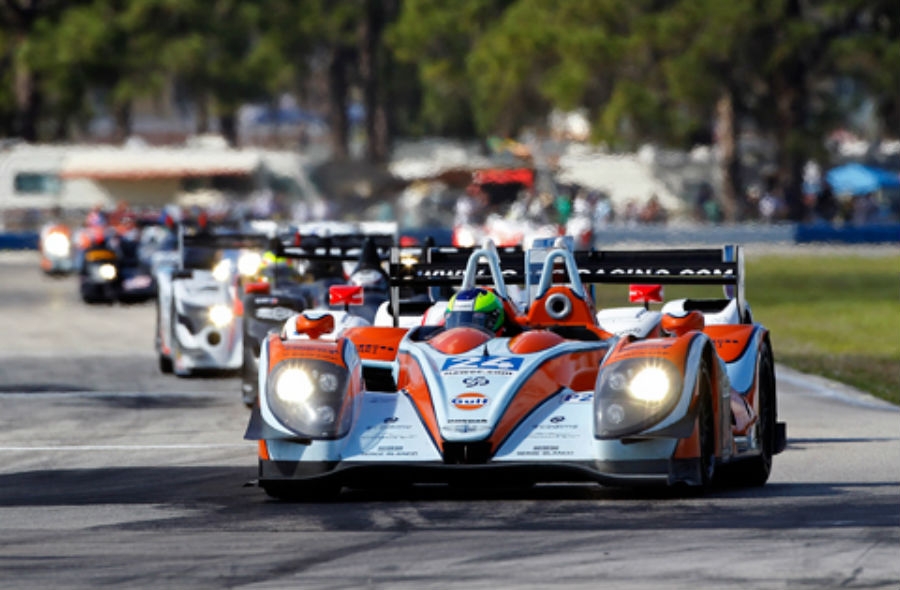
696 364 716 489
721 341 777 487
241 344 258 408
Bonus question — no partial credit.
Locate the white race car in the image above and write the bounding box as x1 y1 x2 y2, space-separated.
155 229 267 376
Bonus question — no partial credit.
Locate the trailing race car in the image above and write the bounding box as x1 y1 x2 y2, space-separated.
38 221 76 275
240 232 394 407
155 228 268 376
245 238 785 499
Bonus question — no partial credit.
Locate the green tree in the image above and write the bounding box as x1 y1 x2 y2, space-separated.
387 0 514 137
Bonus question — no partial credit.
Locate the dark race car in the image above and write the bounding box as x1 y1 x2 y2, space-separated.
239 233 394 407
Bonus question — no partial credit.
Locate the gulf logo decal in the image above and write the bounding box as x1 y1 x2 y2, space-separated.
452 393 489 411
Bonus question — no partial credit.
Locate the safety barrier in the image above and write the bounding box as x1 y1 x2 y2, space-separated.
0 232 39 250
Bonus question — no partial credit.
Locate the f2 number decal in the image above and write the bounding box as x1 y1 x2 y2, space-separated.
442 356 523 372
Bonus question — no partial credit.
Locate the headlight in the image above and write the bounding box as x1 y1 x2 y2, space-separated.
454 227 477 248
98 263 117 281
594 358 681 439
212 259 232 282
237 251 262 277
44 232 71 257
267 360 352 439
627 366 671 403
208 304 234 327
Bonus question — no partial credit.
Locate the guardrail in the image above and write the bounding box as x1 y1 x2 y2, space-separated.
0 232 39 250
1 222 898 251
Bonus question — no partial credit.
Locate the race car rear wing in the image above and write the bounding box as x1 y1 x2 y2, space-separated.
177 228 270 270
275 233 395 263
388 241 746 326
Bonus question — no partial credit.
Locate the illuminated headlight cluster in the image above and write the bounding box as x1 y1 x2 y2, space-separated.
212 259 232 282
266 360 351 439
594 359 682 439
44 232 71 257
208 304 234 327
237 251 262 277
94 263 117 281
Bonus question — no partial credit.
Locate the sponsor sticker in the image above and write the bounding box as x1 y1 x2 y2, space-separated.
451 393 488 410
123 275 152 290
256 306 295 321
442 356 522 374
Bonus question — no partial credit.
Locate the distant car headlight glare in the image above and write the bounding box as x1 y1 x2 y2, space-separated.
45 232 71 257
98 263 117 280
238 251 262 277
212 259 232 282
208 304 234 327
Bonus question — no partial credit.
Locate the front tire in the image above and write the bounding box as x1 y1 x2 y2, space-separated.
696 364 716 489
241 342 258 408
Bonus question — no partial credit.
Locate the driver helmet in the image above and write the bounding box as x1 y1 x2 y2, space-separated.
444 287 504 332
261 250 287 267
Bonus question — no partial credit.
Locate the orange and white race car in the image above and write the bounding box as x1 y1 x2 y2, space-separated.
245 238 786 499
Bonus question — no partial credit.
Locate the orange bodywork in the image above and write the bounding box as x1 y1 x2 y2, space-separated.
266 333 345 369
342 326 408 362
703 325 755 363
486 348 608 451
428 327 492 355
397 352 444 451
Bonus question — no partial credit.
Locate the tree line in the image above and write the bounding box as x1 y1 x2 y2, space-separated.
1 0 897 220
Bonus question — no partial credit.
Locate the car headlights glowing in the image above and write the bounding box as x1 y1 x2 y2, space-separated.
44 232 71 257
212 259 232 282
627 366 671 403
237 251 262 277
594 359 682 439
267 360 351 438
98 263 117 281
208 304 234 327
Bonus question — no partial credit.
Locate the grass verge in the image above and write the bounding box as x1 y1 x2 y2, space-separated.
745 252 900 406
593 250 900 406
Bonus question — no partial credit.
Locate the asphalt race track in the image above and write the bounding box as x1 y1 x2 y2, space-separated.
0 251 898 590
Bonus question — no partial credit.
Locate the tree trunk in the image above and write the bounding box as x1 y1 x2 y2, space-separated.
328 46 352 161
772 0 809 222
360 0 392 163
13 67 41 141
715 91 741 222
220 111 238 147
113 100 132 143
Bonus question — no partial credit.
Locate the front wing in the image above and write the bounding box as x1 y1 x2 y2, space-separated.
250 386 703 488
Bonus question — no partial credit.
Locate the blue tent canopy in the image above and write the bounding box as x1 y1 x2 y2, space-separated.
826 163 900 196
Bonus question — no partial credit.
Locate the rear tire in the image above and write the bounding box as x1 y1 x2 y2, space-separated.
721 341 776 487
